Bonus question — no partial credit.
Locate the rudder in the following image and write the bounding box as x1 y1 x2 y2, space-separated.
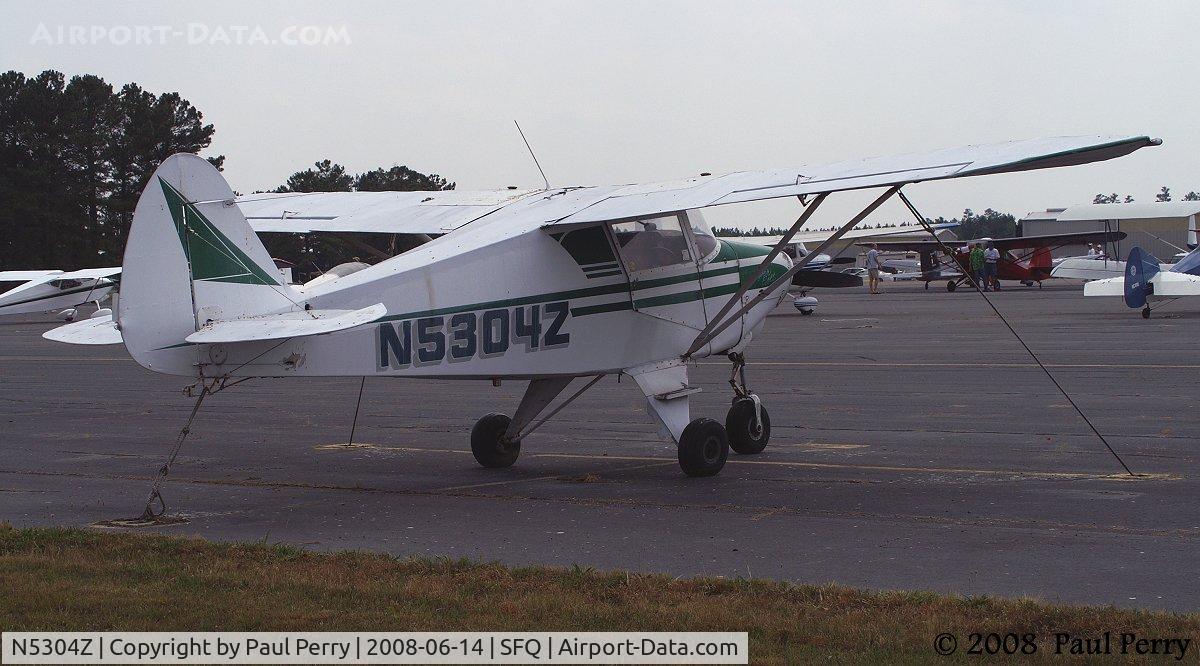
119 153 300 375
1123 246 1160 309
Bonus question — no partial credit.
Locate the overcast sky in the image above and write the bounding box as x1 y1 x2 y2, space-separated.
3 0 1195 230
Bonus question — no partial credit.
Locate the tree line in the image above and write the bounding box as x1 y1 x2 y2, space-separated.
0 69 453 274
1093 186 1200 204
0 70 221 269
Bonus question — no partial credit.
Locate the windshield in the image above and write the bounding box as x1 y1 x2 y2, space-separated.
685 211 720 263
611 215 693 272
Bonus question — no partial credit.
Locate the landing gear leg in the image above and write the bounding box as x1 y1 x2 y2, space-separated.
471 376 603 469
725 352 771 455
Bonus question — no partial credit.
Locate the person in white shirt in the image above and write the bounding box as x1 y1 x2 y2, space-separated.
865 243 882 294
983 242 1002 291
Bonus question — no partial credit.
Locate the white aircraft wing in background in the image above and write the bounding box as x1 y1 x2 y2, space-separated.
239 188 539 234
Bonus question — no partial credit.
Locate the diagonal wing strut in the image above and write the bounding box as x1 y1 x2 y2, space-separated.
684 185 902 357
685 192 829 354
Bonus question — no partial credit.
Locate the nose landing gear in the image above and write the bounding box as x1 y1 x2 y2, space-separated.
724 352 771 455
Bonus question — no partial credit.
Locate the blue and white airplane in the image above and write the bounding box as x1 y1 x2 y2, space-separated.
1085 245 1200 318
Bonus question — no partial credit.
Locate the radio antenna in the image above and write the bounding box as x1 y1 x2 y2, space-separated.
514 120 551 190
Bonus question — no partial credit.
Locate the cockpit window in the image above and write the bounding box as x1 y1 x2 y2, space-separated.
611 215 693 272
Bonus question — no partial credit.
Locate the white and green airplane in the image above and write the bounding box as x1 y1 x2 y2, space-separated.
45 135 1158 477
0 268 120 321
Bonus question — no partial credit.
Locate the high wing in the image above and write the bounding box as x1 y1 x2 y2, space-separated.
737 222 959 250
231 136 1155 235
548 135 1157 226
860 230 1127 252
239 189 539 234
45 267 122 281
0 270 64 282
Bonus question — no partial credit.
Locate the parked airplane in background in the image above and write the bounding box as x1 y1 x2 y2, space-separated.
0 268 120 320
1084 245 1200 318
41 135 1158 477
727 222 958 313
860 231 1127 291
1053 216 1197 281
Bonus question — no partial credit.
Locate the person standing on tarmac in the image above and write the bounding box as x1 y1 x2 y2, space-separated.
969 243 985 288
866 243 883 295
983 241 1002 291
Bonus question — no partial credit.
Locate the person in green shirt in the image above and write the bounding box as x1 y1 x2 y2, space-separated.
969 243 985 289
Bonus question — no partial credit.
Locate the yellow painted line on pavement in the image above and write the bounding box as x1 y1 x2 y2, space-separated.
701 361 1200 369
312 444 1179 481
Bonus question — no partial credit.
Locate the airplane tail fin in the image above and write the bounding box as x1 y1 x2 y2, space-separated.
1123 246 1160 309
119 153 302 375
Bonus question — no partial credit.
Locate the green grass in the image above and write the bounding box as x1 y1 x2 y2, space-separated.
1 524 1197 663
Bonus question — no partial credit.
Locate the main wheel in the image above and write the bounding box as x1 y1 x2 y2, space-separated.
677 418 728 477
1142 307 1152 319
726 398 770 455
470 413 520 468
946 280 957 292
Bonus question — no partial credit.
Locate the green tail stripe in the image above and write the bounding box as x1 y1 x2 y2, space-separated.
158 178 279 286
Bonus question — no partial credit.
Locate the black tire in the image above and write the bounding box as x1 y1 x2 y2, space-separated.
470 413 520 468
800 309 813 316
677 418 728 477
1142 307 1152 319
946 280 957 292
726 399 770 455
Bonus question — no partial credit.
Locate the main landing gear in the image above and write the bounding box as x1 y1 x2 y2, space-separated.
670 353 773 477
1142 306 1152 319
723 352 771 455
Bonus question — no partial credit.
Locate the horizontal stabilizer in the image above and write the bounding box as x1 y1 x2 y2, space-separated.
185 303 386 344
1149 271 1200 297
42 315 122 345
1051 258 1125 281
1083 276 1124 296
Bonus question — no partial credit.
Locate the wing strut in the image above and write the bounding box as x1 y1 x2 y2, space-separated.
685 185 901 357
895 191 1136 476
685 193 828 355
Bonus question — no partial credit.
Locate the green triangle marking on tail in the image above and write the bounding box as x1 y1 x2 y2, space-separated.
158 178 280 286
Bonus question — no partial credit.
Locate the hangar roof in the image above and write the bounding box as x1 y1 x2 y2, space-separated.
1053 201 1200 221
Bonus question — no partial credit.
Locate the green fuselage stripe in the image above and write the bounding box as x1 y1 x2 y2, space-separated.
570 300 634 317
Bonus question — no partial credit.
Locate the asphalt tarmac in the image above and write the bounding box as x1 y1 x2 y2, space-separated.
1 281 1197 611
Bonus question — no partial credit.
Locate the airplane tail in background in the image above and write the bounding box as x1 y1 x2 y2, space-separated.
119 153 304 376
1123 246 1160 309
